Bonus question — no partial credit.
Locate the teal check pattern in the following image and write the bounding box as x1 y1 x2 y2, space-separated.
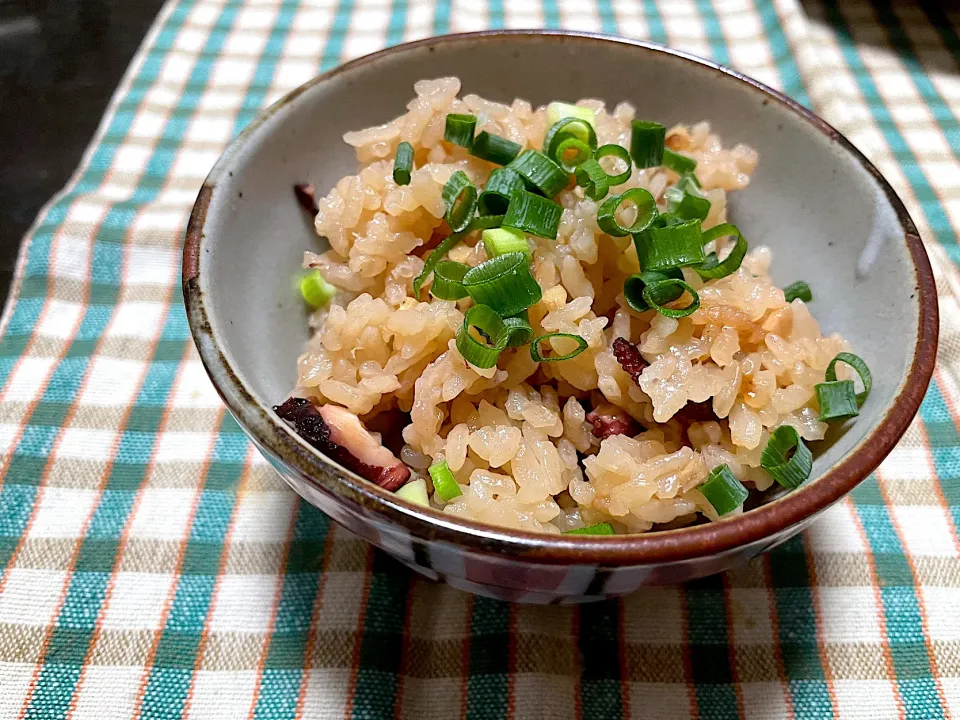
0 0 959 718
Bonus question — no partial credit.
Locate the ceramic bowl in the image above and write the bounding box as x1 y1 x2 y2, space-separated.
183 31 937 603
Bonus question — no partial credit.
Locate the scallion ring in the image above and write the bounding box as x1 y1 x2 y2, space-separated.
470 131 522 165
413 231 463 297
478 167 526 216
633 217 705 270
482 227 529 259
597 188 658 237
441 171 478 233
662 148 697 173
760 425 813 490
622 268 683 313
503 311 535 348
467 214 504 231
640 276 700 318
543 116 598 167
508 149 569 198
429 460 462 501
825 352 872 405
815 381 859 422
630 120 666 168
393 142 414 186
698 464 748 516
444 113 477 148
784 281 812 303
594 143 632 186
563 522 615 536
503 189 562 240
574 158 610 201
462 251 542 317
300 270 337 309
530 333 589 363
456 304 510 369
554 136 592 173
430 261 470 300
694 223 747 280
665 174 711 221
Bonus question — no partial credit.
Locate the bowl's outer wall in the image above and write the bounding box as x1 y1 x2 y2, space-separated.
193 35 925 600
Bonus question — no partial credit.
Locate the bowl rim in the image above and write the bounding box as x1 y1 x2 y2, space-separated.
183 29 938 565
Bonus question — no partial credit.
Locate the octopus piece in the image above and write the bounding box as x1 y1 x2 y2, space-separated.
586 402 642 439
612 337 647 385
273 397 411 490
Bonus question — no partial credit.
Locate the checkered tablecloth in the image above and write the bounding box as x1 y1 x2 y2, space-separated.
0 0 958 718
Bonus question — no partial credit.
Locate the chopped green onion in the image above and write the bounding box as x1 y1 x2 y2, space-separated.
441 171 478 233
597 188 658 237
594 144 633 186
761 425 813 490
503 189 562 239
482 227 530 259
634 217 705 270
456 304 510 369
530 333 588 363
508 149 569 197
699 464 748 516
623 268 683 313
471 131 522 165
784 281 812 303
665 174 711 221
564 522 615 536
825 352 872 405
478 167 525 216
640 275 700 318
662 148 697 173
815 380 859 422
430 260 470 300
554 136 592 173
503 311 534 347
463 252 542 317
444 113 477 148
630 120 666 168
393 142 414 186
467 214 504 231
300 270 337 309
574 158 610 201
543 117 598 171
546 102 596 130
395 478 430 506
429 460 462 501
413 231 463 297
694 223 747 279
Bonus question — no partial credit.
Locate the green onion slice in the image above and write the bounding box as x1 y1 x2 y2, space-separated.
630 120 666 168
554 136 593 173
594 144 633 186
471 131 522 165
543 116 598 170
429 459 462 501
482 227 529 259
546 102 596 130
694 223 747 279
468 214 504 231
300 270 337 309
503 311 534 348
563 522 615 536
597 188 658 237
662 148 697 173
393 141 414 186
503 189 562 240
825 352 872 405
430 261 470 300
530 333 588 363
641 276 700 318
456 304 510 369
761 425 813 490
699 464 748 516
574 158 610 201
815 380 859 422
395 477 430 506
444 113 477 148
413 231 463 297
463 251 542 317
634 217 705 270
784 281 812 303
665 173 711 221
623 268 683 313
441 171 478 233
508 149 569 198
478 167 526 216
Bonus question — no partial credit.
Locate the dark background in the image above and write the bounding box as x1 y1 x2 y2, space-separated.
0 0 164 301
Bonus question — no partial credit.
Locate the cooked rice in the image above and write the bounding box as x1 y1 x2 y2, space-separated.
292 77 852 535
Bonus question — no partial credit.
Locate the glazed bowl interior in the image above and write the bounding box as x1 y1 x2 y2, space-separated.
187 32 934 557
